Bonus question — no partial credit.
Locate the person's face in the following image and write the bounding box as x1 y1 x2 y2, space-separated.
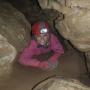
35 33 49 45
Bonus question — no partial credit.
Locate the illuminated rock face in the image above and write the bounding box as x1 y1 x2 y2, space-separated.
34 77 90 90
0 2 31 78
0 35 16 78
38 0 90 52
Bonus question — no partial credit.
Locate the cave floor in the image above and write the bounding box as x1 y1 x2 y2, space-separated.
0 48 90 90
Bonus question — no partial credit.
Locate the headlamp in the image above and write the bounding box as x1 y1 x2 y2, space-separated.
40 28 48 34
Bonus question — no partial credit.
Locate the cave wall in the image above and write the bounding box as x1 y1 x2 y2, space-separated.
38 0 90 53
0 2 31 78
38 0 90 67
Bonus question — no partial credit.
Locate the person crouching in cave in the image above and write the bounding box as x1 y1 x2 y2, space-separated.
18 21 64 70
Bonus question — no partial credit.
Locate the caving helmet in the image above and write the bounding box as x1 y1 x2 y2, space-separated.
32 21 50 36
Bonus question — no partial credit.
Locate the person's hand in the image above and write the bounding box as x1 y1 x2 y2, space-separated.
28 59 41 67
39 61 50 70
48 60 58 69
39 60 58 70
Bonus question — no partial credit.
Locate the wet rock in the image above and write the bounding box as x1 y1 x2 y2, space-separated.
0 2 31 78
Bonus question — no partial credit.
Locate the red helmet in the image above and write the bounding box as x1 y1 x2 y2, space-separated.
32 21 50 36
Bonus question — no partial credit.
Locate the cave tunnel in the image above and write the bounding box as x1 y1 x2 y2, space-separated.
0 0 90 90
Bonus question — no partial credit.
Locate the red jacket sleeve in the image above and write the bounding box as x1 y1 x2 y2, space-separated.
19 40 41 67
49 34 64 63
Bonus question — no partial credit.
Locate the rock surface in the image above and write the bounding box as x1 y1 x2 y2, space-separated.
0 2 30 78
33 76 90 90
38 0 90 52
0 35 16 78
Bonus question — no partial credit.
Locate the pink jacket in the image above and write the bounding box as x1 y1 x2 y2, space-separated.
19 33 64 68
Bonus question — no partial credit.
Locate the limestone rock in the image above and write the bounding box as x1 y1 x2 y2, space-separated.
33 76 90 90
38 0 90 52
0 2 31 52
0 35 16 78
0 2 30 78
66 0 90 9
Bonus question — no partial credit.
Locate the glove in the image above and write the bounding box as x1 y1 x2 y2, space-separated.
47 60 58 70
39 60 58 70
29 60 41 67
39 61 50 70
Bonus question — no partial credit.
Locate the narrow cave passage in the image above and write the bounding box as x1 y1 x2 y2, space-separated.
0 0 90 90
